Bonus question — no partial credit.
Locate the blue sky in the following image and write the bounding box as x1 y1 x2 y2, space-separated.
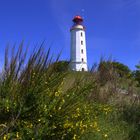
0 0 140 70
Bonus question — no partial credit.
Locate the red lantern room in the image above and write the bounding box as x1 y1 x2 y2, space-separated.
73 15 83 24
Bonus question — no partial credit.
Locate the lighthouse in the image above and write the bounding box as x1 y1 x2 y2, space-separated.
70 15 88 71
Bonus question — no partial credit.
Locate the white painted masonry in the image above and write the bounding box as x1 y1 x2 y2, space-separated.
70 16 88 71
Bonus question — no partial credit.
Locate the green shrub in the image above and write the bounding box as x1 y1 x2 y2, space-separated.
0 43 140 140
0 43 101 140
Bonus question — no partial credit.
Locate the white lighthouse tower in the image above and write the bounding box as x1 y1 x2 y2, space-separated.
70 15 88 71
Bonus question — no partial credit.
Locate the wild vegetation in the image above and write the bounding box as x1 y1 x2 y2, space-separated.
0 43 140 140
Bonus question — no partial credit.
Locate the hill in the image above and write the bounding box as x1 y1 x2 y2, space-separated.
0 44 140 140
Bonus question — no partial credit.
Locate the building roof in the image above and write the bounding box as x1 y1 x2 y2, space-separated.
73 15 83 23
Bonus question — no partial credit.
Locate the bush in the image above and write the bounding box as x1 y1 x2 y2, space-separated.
0 43 103 139
0 43 140 140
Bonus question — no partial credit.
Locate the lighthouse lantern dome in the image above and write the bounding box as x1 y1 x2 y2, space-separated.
73 15 83 24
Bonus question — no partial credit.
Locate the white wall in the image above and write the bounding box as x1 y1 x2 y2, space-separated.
70 25 88 71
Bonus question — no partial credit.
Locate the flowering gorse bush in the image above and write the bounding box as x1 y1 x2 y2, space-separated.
0 44 109 140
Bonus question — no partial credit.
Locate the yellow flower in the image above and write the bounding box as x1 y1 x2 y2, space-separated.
93 121 97 128
73 134 77 140
62 99 65 103
3 135 7 140
76 122 79 127
90 124 93 127
44 105 48 111
52 125 57 129
6 106 9 112
83 124 87 129
16 132 19 138
63 120 73 128
104 134 108 138
30 123 33 128
55 92 60 97
76 108 80 112
58 107 61 110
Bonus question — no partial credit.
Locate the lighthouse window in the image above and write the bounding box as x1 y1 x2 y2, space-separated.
81 49 84 54
81 32 83 36
81 41 83 45
82 58 84 62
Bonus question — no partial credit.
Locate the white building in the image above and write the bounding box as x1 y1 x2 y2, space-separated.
70 15 88 71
